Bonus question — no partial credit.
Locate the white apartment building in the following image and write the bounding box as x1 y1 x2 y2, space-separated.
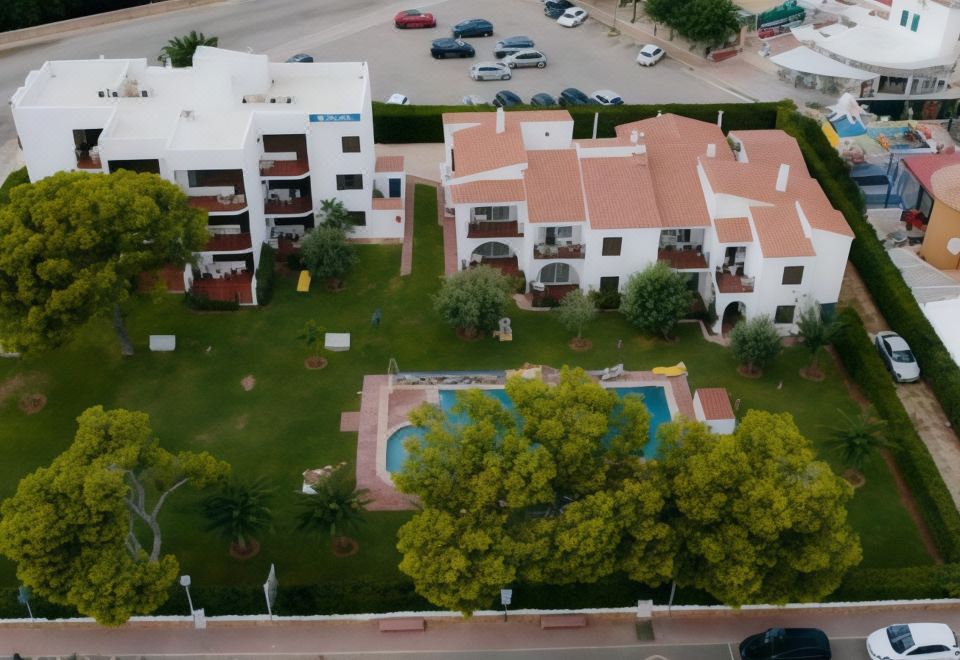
440 109 853 334
10 47 406 305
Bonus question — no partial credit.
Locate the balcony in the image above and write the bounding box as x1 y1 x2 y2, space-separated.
473 255 521 278
260 158 309 177
188 194 247 214
468 221 523 239
716 271 754 294
657 248 708 270
75 151 102 170
204 232 252 252
264 196 312 215
192 271 253 305
534 243 585 259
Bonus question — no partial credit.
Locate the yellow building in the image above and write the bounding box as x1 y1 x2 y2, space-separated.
901 154 960 270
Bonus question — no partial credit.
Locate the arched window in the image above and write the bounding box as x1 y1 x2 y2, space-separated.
539 263 570 283
474 242 511 258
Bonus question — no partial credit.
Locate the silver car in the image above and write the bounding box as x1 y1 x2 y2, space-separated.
470 61 512 81
503 49 547 69
875 331 921 383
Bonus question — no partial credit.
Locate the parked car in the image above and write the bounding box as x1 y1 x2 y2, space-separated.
867 623 959 659
462 94 490 105
452 18 493 38
494 35 535 58
740 628 832 660
286 53 314 63
558 87 594 105
386 93 409 105
431 38 476 59
503 49 547 69
493 90 524 107
637 44 665 66
591 89 623 105
470 61 511 81
544 0 574 19
530 92 557 106
557 7 588 26
874 331 920 383
394 9 436 28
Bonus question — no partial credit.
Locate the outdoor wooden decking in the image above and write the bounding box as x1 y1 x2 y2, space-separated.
191 272 253 304
716 271 754 293
657 249 708 270
259 159 309 177
264 197 312 215
188 196 247 213
467 221 523 239
479 255 522 278
204 232 252 252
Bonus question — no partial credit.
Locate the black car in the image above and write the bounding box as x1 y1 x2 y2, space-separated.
494 35 535 58
739 628 832 660
493 90 523 108
558 87 594 106
452 18 493 38
430 38 476 59
530 92 557 106
286 53 314 63
544 0 574 19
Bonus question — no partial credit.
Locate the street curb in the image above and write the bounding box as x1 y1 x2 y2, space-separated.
0 0 224 51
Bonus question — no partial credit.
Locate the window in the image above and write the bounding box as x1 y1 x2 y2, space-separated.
557 226 573 238
341 136 361 153
475 242 510 257
774 305 796 324
781 266 804 285
600 276 619 292
346 211 366 226
900 9 909 25
539 263 570 284
336 174 363 190
473 206 511 221
911 13 919 31
602 237 622 256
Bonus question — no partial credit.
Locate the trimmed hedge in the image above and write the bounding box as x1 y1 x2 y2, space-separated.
183 291 240 311
775 107 960 432
832 307 960 563
371 101 783 144
832 564 958 602
1 0 172 32
255 242 276 306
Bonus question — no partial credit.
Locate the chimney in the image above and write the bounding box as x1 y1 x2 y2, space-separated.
496 106 505 134
776 163 790 192
630 129 639 145
717 109 724 129
706 143 716 158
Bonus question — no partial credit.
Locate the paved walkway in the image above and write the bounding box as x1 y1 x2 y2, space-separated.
839 263 960 509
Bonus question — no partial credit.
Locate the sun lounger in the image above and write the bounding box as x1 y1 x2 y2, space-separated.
600 364 624 381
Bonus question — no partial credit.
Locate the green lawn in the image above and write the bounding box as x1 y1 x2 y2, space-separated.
0 183 932 596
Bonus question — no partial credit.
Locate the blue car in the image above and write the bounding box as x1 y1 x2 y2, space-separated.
431 38 476 59
494 90 523 108
530 92 557 107
452 18 494 38
544 0 574 19
558 87 596 106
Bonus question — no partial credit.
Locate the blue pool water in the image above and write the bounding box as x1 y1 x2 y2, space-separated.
831 118 866 138
385 386 671 473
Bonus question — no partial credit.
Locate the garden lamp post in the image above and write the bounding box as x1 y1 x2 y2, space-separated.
17 586 34 622
180 575 194 614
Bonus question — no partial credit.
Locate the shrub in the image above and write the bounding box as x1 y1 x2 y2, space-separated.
255 243 276 306
183 291 240 312
590 288 622 311
285 252 302 271
621 262 695 339
0 167 29 206
729 316 781 375
300 225 355 287
433 265 513 336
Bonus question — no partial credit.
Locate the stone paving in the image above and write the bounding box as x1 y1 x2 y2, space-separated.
839 263 960 509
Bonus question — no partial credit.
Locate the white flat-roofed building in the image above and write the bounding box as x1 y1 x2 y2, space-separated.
10 47 406 305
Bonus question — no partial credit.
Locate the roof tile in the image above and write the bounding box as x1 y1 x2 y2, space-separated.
375 155 404 173
715 217 753 243
696 388 734 420
581 155 661 229
751 206 816 258
524 150 586 223
449 179 526 204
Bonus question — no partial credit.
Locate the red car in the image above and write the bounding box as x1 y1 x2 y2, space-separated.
394 9 436 28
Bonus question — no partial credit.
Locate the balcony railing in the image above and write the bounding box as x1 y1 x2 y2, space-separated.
260 158 309 177
657 248 708 270
204 232 252 252
264 197 312 215
188 194 248 213
716 271 755 294
468 221 523 239
75 152 101 169
533 243 585 259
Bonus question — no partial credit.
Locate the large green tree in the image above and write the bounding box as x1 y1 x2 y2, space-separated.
0 170 207 355
730 315 782 376
675 0 740 47
299 225 355 289
620 262 695 339
0 406 230 625
658 412 862 605
159 31 219 67
433 265 514 338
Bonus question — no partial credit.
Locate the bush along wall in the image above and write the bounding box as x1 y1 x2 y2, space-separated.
775 107 960 431
255 242 276 306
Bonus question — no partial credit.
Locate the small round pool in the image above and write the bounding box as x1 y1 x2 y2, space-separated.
385 425 425 473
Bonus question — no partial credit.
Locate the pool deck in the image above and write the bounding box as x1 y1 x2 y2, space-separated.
355 370 697 511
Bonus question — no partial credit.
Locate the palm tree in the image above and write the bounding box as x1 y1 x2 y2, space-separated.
796 304 841 379
201 478 274 557
159 31 219 68
828 409 892 473
295 465 371 555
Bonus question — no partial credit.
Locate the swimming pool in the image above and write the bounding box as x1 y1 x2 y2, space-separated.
831 118 866 138
385 386 672 473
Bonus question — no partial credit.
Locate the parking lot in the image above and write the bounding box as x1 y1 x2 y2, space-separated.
291 0 746 106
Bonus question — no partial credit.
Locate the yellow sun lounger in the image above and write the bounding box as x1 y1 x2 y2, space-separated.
297 270 311 292
652 361 687 377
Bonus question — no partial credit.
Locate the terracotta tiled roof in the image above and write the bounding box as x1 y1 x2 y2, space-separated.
696 388 734 420
375 155 404 173
524 149 586 223
452 124 526 177
646 144 715 228
449 179 526 205
930 163 960 212
902 153 960 193
731 130 808 173
751 206 815 258
789 178 853 237
701 160 779 202
616 113 729 150
581 155 661 229
574 137 630 149
442 109 572 125
372 197 403 210
714 217 753 243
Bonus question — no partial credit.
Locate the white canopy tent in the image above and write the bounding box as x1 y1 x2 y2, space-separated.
770 46 877 80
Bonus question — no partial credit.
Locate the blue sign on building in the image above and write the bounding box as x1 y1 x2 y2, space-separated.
309 113 361 122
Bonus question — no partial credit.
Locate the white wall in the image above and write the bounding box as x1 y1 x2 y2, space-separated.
580 228 659 291
13 106 114 180
808 229 852 306
753 256 816 333
520 120 573 149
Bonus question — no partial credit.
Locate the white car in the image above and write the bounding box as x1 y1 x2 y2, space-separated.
867 623 959 660
385 93 409 105
557 7 588 27
591 89 623 105
503 49 547 69
874 331 921 383
470 61 511 81
637 44 665 66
